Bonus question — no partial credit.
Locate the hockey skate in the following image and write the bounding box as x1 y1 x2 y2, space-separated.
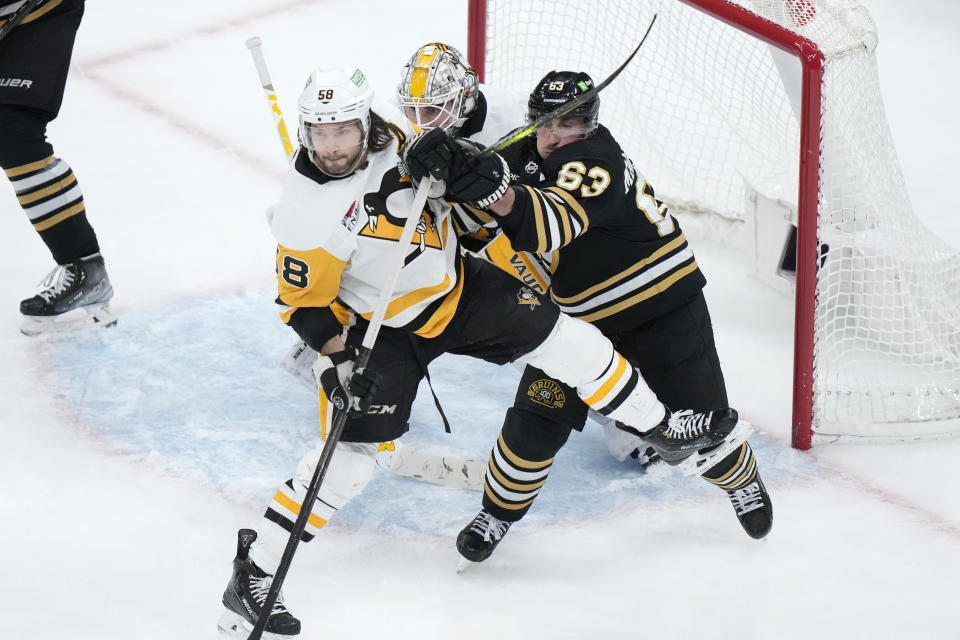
456 509 512 566
727 475 773 539
219 529 301 639
19 254 116 336
638 408 751 476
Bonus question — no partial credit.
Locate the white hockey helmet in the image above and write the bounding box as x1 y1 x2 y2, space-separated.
396 43 479 133
297 67 374 177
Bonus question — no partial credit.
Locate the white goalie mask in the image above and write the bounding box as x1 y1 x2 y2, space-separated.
396 43 479 133
297 67 373 178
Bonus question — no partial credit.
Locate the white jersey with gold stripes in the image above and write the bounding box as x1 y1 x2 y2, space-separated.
270 102 463 338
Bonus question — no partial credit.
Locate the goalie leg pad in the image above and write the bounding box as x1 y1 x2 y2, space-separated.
376 440 487 491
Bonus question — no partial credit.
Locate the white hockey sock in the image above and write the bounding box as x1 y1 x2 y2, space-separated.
253 441 378 573
249 521 291 575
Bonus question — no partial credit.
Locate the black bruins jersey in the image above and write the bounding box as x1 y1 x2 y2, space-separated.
497 124 706 334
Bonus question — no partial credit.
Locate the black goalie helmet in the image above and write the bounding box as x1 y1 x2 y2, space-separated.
527 70 600 136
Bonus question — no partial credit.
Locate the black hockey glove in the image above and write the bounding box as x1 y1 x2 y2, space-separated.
313 347 382 414
444 138 512 208
404 131 511 207
402 128 457 182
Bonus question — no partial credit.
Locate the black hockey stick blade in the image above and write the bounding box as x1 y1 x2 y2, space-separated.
483 12 657 156
0 0 45 42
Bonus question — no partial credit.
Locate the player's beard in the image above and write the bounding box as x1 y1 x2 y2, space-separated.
314 144 365 178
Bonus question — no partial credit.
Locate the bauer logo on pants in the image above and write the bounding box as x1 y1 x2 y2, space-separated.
527 379 565 409
0 78 33 89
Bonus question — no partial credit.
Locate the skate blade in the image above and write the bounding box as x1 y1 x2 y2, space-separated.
217 609 250 639
456 556 475 574
20 303 117 337
217 609 293 640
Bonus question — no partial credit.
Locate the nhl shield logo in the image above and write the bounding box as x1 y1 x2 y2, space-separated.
341 200 360 231
516 286 540 310
527 378 566 409
524 160 540 175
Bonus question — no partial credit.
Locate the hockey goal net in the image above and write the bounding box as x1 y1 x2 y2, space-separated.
467 0 960 448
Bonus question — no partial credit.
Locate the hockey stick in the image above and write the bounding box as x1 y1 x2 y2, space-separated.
0 0 45 42
247 177 435 640
482 12 657 157
245 36 296 161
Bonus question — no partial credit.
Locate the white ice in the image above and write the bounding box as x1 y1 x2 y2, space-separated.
1 1 958 639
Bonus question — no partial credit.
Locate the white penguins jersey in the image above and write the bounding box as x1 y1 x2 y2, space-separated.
270 101 464 342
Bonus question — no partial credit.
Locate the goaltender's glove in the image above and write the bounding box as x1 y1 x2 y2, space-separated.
403 128 457 183
313 347 382 415
403 129 511 208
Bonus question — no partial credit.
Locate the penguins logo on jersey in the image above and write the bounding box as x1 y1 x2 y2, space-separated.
527 379 566 409
516 286 541 310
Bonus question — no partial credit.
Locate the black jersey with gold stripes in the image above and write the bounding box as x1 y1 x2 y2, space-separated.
0 0 75 31
498 124 706 334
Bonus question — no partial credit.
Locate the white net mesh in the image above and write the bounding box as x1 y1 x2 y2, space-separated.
479 0 960 443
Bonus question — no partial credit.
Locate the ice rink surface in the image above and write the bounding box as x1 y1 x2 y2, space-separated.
0 1 958 638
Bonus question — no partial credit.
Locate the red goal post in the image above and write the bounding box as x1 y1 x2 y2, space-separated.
467 0 960 449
